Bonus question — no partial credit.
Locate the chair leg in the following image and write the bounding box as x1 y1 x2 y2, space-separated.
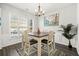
48 45 50 56
28 45 31 56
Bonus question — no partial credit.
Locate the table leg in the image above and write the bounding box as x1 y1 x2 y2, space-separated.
38 38 41 56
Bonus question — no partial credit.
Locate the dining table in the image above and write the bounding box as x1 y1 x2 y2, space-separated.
28 32 49 56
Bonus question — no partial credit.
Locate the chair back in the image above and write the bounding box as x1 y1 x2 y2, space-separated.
48 31 55 55
22 30 29 43
22 30 30 53
48 31 55 43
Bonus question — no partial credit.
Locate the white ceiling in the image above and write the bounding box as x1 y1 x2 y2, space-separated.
8 3 74 14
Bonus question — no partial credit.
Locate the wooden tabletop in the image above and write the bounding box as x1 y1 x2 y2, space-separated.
28 32 49 38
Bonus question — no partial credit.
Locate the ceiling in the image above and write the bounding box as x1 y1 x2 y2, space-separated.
8 3 74 14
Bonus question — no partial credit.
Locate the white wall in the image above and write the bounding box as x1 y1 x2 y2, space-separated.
32 16 38 32
0 8 2 49
38 4 77 48
0 3 33 48
77 4 79 55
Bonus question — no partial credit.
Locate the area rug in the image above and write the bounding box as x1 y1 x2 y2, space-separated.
16 47 74 56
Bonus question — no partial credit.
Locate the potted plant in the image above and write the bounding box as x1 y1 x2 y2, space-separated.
59 24 77 48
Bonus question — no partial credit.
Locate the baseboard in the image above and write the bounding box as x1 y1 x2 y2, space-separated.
0 47 2 50
77 48 79 55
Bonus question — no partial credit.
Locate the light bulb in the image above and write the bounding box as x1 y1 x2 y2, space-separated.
35 9 37 12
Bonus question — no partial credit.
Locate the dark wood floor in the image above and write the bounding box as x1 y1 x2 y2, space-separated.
55 43 78 56
0 43 78 56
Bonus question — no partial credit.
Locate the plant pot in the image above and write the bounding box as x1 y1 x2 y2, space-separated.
68 40 72 48
68 44 72 48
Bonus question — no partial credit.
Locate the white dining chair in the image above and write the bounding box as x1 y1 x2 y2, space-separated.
41 31 55 55
22 30 37 56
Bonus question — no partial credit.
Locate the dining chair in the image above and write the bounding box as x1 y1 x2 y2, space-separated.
41 31 55 55
22 30 37 56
